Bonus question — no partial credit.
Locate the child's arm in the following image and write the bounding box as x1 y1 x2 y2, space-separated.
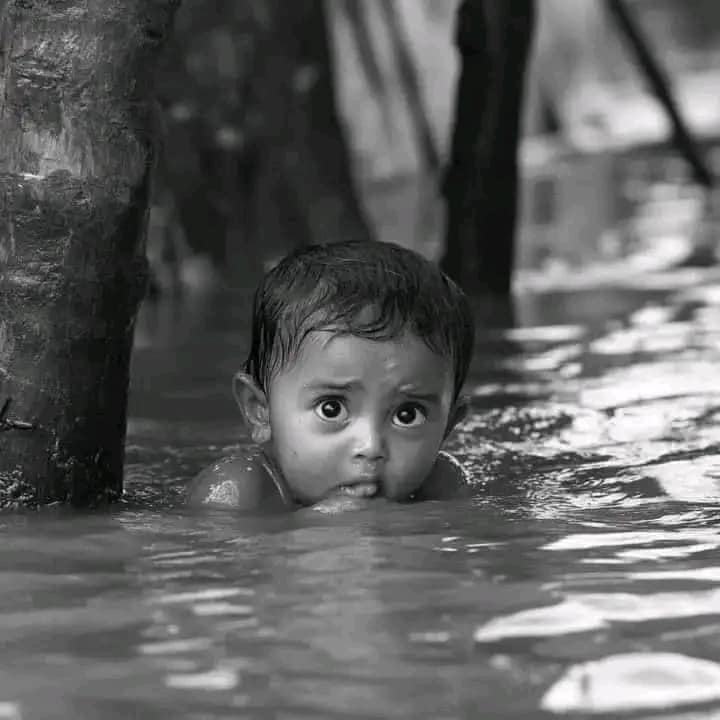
414 451 471 501
187 455 282 511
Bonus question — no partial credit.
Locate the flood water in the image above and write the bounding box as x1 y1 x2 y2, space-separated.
3 266 720 719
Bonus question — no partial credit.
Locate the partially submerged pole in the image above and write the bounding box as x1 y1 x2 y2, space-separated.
442 0 536 296
239 0 373 270
0 0 181 507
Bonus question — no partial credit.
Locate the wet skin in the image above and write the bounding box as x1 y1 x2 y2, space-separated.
261 331 463 504
188 331 467 510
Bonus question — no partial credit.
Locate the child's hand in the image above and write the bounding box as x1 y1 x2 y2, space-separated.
310 490 380 514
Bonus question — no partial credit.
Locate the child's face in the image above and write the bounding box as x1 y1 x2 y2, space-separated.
263 330 459 504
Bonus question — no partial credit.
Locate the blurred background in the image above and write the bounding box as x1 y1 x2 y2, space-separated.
147 0 720 295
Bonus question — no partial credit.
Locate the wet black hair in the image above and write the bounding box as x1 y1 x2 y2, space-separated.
245 240 475 400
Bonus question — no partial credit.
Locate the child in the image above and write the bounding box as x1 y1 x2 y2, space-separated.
188 239 475 511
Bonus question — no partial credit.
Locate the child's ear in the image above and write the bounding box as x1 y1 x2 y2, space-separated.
444 395 469 439
232 372 271 445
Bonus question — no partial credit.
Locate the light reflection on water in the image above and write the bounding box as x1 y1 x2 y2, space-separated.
2 270 720 718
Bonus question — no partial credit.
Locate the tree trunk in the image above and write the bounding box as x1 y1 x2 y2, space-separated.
442 0 535 296
236 0 373 272
0 0 180 507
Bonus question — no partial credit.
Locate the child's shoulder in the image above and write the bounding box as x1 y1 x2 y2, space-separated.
415 450 471 500
187 446 292 511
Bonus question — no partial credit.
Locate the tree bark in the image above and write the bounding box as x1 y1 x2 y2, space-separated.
236 0 373 272
0 0 180 507
442 0 535 296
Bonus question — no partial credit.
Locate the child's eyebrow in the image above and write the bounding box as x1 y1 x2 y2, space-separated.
302 382 444 404
303 380 363 393
397 386 443 404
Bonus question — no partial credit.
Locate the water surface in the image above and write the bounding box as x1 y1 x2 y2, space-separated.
3 268 720 719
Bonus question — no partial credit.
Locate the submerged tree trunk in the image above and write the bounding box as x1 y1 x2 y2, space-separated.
442 0 535 296
236 0 372 272
0 0 180 507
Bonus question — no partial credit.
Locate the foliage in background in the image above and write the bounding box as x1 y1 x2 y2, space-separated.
149 0 720 286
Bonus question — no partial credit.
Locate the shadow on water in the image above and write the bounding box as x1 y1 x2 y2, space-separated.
3 266 720 717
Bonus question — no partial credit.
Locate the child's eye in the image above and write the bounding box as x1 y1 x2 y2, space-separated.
314 398 348 422
392 404 426 428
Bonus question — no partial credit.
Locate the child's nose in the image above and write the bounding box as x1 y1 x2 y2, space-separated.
352 419 387 461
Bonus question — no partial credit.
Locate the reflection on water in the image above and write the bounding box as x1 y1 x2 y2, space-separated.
3 267 720 718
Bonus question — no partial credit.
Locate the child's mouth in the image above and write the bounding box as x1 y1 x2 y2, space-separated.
336 481 379 498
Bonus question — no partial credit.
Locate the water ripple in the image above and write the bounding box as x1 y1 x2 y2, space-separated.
541 652 720 714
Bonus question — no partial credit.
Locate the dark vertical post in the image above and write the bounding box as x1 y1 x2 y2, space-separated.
442 0 535 295
0 0 181 506
238 0 373 272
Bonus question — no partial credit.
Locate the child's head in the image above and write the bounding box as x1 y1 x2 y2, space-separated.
235 240 475 504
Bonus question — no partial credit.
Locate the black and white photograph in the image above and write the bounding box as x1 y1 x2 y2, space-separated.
2 1 720 717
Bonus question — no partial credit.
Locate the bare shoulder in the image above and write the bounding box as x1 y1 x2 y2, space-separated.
415 451 471 501
187 449 286 511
